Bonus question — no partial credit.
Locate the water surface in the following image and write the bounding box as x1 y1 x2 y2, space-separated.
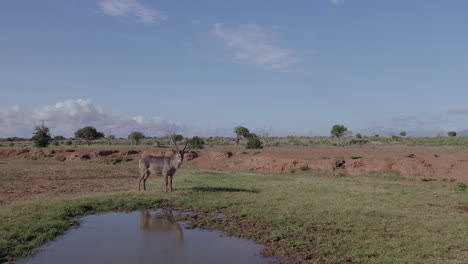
19 209 275 264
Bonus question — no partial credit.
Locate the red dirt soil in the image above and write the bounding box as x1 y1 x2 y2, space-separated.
1 146 467 182
1 146 467 206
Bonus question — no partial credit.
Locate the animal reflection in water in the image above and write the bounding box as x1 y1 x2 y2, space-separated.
139 209 184 242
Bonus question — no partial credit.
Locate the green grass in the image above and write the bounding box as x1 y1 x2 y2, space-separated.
1 169 467 263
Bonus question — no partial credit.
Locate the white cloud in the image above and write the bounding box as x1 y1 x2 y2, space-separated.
97 0 167 24
212 23 298 70
0 99 182 138
448 107 468 114
0 105 33 137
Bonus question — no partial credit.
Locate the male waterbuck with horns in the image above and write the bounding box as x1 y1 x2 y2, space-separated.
138 139 190 192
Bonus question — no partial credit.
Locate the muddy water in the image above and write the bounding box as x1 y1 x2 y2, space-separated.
19 210 276 264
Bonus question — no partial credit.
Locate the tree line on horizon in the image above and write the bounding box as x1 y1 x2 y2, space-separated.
0 123 463 149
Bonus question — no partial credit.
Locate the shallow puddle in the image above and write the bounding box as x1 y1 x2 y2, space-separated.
19 209 276 264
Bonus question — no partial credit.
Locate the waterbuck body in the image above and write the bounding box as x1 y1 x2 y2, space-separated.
138 139 189 192
139 209 183 241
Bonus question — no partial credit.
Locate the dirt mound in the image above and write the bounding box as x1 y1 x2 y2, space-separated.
1 146 467 182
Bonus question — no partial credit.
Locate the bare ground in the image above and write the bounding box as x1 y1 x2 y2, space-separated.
1 145 467 206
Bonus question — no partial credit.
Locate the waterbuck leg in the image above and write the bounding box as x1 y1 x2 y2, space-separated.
142 170 150 191
164 174 169 193
169 176 173 192
138 169 146 191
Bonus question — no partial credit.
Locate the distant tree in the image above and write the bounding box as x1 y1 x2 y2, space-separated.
107 135 115 145
448 131 457 137
257 126 272 147
6 137 28 141
355 133 362 139
331 124 348 146
234 126 250 146
53 135 65 141
32 124 52 148
288 136 302 146
188 136 205 149
400 132 407 137
331 124 348 138
128 131 145 145
172 134 184 142
74 126 104 146
246 133 263 149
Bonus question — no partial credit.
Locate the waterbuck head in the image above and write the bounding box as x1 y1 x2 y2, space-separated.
171 138 190 166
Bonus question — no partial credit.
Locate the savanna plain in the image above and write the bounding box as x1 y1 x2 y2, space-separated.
0 139 467 263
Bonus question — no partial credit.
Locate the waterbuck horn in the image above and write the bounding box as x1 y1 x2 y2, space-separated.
172 138 181 151
182 139 188 152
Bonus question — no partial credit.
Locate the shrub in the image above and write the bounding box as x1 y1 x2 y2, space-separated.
331 124 348 138
75 126 104 146
66 140 73 146
128 131 145 145
52 141 60 146
448 131 457 137
32 124 52 148
188 136 205 149
246 134 263 149
299 165 310 171
351 156 362 159
172 134 184 143
456 183 467 192
331 124 348 146
53 135 65 140
350 139 368 145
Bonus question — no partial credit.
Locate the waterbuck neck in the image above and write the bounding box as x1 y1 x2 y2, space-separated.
171 154 183 168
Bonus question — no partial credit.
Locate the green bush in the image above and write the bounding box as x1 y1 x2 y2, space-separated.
128 131 145 145
32 124 52 148
456 183 467 192
288 137 302 146
188 136 205 149
246 134 263 149
75 126 104 146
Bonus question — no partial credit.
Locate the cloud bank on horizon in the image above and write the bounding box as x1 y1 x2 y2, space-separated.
0 99 185 138
0 99 466 139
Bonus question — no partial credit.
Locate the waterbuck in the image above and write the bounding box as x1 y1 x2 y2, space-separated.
139 209 183 241
138 139 189 192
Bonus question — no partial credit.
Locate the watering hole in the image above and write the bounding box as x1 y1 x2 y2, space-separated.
19 209 277 264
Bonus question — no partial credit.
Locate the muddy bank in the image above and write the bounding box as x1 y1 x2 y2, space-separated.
1 146 467 182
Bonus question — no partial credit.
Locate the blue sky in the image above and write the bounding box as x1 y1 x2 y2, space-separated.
1 0 468 138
